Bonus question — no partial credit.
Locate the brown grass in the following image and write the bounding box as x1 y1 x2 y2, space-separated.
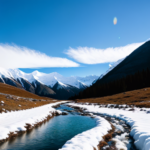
97 123 115 150
0 83 62 112
99 141 108 148
103 133 112 142
0 83 51 100
75 87 150 107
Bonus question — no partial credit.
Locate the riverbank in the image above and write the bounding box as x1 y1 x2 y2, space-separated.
66 102 150 150
0 101 67 144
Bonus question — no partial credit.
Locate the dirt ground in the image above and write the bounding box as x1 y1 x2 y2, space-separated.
0 83 62 112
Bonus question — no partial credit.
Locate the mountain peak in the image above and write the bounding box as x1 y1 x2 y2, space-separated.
32 70 45 76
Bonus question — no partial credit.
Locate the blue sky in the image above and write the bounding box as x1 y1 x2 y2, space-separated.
0 0 150 76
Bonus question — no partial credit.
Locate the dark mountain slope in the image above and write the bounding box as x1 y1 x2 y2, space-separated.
1 76 23 89
52 82 82 100
32 80 56 98
95 40 150 85
17 78 35 93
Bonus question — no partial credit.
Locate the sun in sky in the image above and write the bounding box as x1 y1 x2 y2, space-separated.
113 17 117 25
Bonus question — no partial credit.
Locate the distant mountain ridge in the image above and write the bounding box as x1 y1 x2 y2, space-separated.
0 67 98 100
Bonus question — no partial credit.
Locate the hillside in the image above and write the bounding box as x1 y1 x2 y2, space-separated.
0 82 61 112
75 87 150 108
0 82 52 100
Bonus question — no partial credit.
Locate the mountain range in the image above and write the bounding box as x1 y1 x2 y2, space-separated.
2 39 148 100
0 67 98 100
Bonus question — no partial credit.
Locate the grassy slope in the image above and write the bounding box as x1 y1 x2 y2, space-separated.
0 83 61 112
76 87 150 108
0 82 51 100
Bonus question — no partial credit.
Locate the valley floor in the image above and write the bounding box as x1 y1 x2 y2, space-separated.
1 83 150 150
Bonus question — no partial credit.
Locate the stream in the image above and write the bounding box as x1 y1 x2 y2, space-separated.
0 105 96 150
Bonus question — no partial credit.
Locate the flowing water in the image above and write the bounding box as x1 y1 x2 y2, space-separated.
0 105 96 150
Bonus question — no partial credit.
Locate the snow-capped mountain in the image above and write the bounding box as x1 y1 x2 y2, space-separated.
73 75 99 87
0 68 98 88
0 67 98 99
52 81 83 100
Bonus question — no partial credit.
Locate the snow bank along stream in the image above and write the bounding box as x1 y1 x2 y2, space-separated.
66 103 150 150
0 101 67 143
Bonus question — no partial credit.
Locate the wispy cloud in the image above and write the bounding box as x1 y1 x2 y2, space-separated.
0 44 79 69
65 42 144 64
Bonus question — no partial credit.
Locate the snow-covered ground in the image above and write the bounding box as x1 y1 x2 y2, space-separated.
2 101 150 150
0 101 66 141
60 115 111 150
66 103 150 150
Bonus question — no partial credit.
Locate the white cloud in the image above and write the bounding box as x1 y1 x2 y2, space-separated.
0 44 79 69
65 42 144 64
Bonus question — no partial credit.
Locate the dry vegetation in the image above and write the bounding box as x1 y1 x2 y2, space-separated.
0 83 61 112
0 82 50 99
97 124 115 150
76 87 150 108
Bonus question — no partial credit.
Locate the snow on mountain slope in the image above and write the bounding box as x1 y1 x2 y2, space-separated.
74 75 99 86
20 70 98 88
0 67 34 83
27 70 98 88
31 71 82 88
8 68 36 83
0 67 14 79
31 71 62 87
56 81 68 90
